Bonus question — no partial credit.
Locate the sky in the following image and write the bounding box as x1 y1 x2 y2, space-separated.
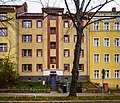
1 0 120 13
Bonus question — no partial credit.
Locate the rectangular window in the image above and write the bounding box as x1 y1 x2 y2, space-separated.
114 54 120 62
22 64 32 72
22 35 32 42
114 38 120 46
37 49 42 57
104 22 109 30
64 35 69 43
115 70 120 78
64 21 69 28
37 20 42 28
50 27 56 34
23 20 32 28
94 70 99 78
94 38 99 46
50 15 56 20
50 42 56 49
80 50 84 57
36 64 42 72
0 43 7 52
114 22 119 30
37 35 42 43
104 38 110 46
64 49 70 57
0 13 7 20
104 54 110 62
64 64 70 71
0 28 7 36
74 35 84 43
50 57 56 64
22 49 32 57
105 70 110 78
94 22 99 30
94 54 99 62
78 64 84 71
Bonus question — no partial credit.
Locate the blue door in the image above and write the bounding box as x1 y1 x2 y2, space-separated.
50 75 56 86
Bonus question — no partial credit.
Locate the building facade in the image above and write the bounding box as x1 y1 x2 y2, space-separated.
0 3 120 88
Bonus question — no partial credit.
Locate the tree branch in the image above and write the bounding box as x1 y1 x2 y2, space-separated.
83 0 91 14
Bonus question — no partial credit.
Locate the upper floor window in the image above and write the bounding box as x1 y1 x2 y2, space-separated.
114 22 119 30
37 35 42 43
114 38 120 46
114 54 120 62
37 49 42 57
50 42 56 49
94 22 99 30
115 70 120 78
0 13 7 21
23 20 32 28
104 38 110 47
78 64 84 71
50 15 56 20
22 49 32 57
22 64 32 72
94 38 99 46
37 20 42 28
98 13 106 16
74 35 84 43
22 35 32 42
64 49 70 57
104 22 109 30
80 50 84 57
64 35 69 43
94 54 99 62
64 64 70 71
104 54 110 62
0 28 7 36
50 57 56 64
94 70 99 78
36 64 43 72
64 21 69 28
0 43 7 52
50 27 56 34
105 70 110 78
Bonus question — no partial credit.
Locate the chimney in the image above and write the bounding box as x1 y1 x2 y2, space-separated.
112 7 116 12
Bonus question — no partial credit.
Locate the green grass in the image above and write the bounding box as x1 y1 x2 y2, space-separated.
0 96 120 101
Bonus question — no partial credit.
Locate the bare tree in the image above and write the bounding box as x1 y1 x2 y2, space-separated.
64 0 119 96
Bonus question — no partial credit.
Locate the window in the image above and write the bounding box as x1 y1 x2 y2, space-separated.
104 54 110 62
94 54 99 62
50 27 56 34
114 22 119 30
37 20 42 28
0 13 7 20
98 13 106 16
115 70 120 78
50 15 56 20
114 38 120 46
78 64 84 71
94 22 99 30
94 38 99 46
64 35 69 43
22 49 32 57
23 20 32 28
74 35 84 43
50 57 56 64
105 70 110 78
64 64 70 71
80 50 84 57
0 28 7 36
94 70 99 78
36 64 42 72
64 21 69 28
37 35 42 43
104 38 110 46
114 54 120 62
64 49 70 57
22 64 32 72
50 42 56 49
37 49 42 57
0 43 7 52
22 35 32 42
104 22 109 30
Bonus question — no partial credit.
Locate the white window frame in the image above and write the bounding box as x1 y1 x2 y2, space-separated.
0 28 7 36
94 70 100 78
114 54 120 62
23 49 32 57
114 38 120 46
64 21 69 28
37 49 42 57
37 35 42 43
0 44 7 52
23 64 32 72
0 13 7 20
104 38 110 47
115 70 120 78
105 70 110 78
94 22 99 30
37 64 42 72
114 22 119 30
94 54 99 62
94 38 99 46
23 35 32 42
64 49 69 57
23 20 31 28
64 35 69 43
104 22 109 30
104 54 110 62
37 20 42 28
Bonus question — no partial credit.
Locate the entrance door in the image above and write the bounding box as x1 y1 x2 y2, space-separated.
50 75 56 86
